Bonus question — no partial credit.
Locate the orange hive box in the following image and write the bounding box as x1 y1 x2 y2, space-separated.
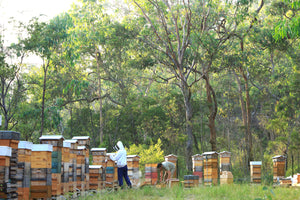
64 139 78 197
250 161 262 184
202 152 219 186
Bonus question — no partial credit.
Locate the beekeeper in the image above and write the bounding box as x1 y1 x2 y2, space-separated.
110 141 132 188
157 161 175 183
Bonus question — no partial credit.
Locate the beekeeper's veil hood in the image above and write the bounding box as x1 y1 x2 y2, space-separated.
116 141 124 150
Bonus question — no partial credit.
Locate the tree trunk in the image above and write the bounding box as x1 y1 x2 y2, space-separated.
204 75 218 151
180 80 193 172
96 50 104 145
40 63 48 138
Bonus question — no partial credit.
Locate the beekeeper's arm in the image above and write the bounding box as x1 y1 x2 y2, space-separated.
110 151 121 161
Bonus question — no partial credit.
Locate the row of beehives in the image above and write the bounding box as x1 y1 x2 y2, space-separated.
0 131 140 200
142 151 298 188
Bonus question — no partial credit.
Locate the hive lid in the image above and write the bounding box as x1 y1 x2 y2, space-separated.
39 135 64 140
127 155 140 158
18 141 33 150
89 165 103 169
32 144 53 152
272 155 286 159
64 139 78 144
63 141 71 148
202 151 218 155
0 146 12 156
78 146 86 150
0 131 20 140
250 161 262 165
91 148 107 151
72 136 90 140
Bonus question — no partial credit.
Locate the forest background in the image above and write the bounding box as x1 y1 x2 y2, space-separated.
0 0 299 184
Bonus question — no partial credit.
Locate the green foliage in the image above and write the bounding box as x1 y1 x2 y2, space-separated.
127 138 164 171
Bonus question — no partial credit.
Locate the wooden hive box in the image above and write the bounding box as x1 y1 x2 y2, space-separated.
89 165 103 190
72 136 90 148
127 155 140 187
76 146 86 192
164 154 178 178
184 175 199 188
192 154 203 183
202 151 219 186
64 139 78 196
272 155 286 182
250 161 262 183
17 141 32 200
61 141 71 195
219 151 231 172
31 144 53 199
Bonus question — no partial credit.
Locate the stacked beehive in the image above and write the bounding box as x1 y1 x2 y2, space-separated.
61 141 71 195
250 161 262 184
192 154 203 185
202 151 219 186
219 151 233 185
91 148 107 166
91 148 107 189
0 146 12 199
76 146 86 192
31 144 52 200
89 165 103 190
64 139 78 194
16 141 32 200
106 153 118 189
39 135 64 197
272 155 286 183
72 136 90 192
144 163 158 185
0 131 20 199
183 175 200 188
164 154 177 178
127 155 140 187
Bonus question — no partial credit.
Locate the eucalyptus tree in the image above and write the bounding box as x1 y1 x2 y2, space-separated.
129 0 257 170
0 36 26 130
20 14 74 137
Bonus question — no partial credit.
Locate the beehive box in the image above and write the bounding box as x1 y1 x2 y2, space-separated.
127 155 140 187
31 144 53 200
219 151 231 173
105 153 118 190
76 146 86 192
192 154 203 184
61 141 71 195
91 148 107 166
89 165 104 190
17 141 32 200
250 161 262 184
64 139 78 194
272 155 286 183
72 136 90 148
164 154 177 178
0 146 12 198
202 152 219 186
184 175 200 188
0 131 20 199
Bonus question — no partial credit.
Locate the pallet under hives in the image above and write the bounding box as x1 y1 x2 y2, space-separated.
0 131 20 200
272 155 286 183
250 161 262 184
30 144 53 200
17 141 32 200
202 151 219 186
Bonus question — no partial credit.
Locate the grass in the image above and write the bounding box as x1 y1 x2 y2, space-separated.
78 184 300 200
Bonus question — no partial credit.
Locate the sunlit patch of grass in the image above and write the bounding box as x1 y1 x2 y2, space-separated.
79 184 300 200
